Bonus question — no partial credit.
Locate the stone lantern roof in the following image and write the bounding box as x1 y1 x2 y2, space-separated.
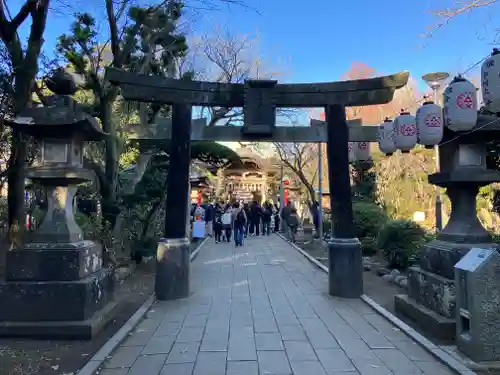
6 69 107 141
9 106 106 141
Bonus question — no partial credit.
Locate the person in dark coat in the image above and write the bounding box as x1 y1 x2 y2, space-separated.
250 201 262 236
311 201 320 237
205 203 214 237
274 203 280 232
287 207 300 243
243 202 251 237
261 201 273 235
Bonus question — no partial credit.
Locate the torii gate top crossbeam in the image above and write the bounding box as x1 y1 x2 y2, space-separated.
105 68 409 107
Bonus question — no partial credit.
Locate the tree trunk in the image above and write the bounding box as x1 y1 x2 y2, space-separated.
139 199 162 240
99 100 119 229
7 130 26 230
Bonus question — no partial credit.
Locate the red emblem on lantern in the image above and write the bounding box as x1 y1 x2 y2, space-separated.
425 114 441 127
358 142 368 149
400 124 416 136
348 143 353 152
456 92 474 109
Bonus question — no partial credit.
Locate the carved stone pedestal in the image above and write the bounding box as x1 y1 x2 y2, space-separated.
0 240 116 339
155 238 191 301
395 169 500 340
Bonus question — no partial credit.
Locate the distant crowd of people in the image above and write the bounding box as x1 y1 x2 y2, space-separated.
190 200 301 246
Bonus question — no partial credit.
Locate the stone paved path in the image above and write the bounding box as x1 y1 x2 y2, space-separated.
98 235 455 375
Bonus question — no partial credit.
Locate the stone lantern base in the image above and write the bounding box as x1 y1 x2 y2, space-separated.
395 239 495 340
0 240 116 339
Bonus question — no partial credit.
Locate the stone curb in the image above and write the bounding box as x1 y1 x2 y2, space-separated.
275 233 476 375
76 236 210 375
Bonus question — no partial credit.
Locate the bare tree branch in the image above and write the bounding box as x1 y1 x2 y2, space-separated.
425 0 498 39
273 142 318 209
186 25 286 126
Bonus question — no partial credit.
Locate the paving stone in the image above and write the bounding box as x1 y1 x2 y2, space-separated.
176 326 205 342
96 236 455 375
315 348 357 372
200 334 228 352
414 360 455 375
204 321 229 337
135 316 163 332
284 341 317 361
183 314 208 327
193 351 226 375
227 335 256 361
339 338 377 360
122 329 154 346
391 340 436 362
373 348 423 374
351 358 394 375
154 321 182 336
359 331 395 349
166 341 200 364
279 325 308 341
257 350 292 375
127 354 167 375
104 346 143 368
142 335 176 355
190 304 212 315
290 360 327 375
300 319 340 349
98 369 130 375
226 360 259 375
255 332 284 350
253 318 279 333
160 362 195 375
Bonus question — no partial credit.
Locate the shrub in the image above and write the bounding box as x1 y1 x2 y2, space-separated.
131 237 157 264
353 202 388 255
377 219 427 270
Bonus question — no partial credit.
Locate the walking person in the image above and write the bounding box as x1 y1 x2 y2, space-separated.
250 201 262 236
262 202 273 235
205 203 214 237
222 205 233 242
213 206 223 243
273 203 280 232
281 201 293 237
243 202 250 238
311 201 320 238
231 202 247 247
287 207 300 243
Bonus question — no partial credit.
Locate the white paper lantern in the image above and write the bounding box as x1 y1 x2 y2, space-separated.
481 48 500 113
356 141 371 161
393 111 417 153
378 118 396 155
443 75 478 131
348 142 356 163
416 100 443 148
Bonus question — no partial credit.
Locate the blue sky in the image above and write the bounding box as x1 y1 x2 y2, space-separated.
12 0 500 88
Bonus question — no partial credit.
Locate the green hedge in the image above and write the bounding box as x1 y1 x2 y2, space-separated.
377 219 427 269
353 202 388 255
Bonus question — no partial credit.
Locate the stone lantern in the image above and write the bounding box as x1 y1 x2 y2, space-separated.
0 70 116 339
395 117 500 341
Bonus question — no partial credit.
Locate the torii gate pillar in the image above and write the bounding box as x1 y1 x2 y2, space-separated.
325 105 363 298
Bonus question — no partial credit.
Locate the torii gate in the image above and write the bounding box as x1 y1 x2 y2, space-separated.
105 68 409 300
